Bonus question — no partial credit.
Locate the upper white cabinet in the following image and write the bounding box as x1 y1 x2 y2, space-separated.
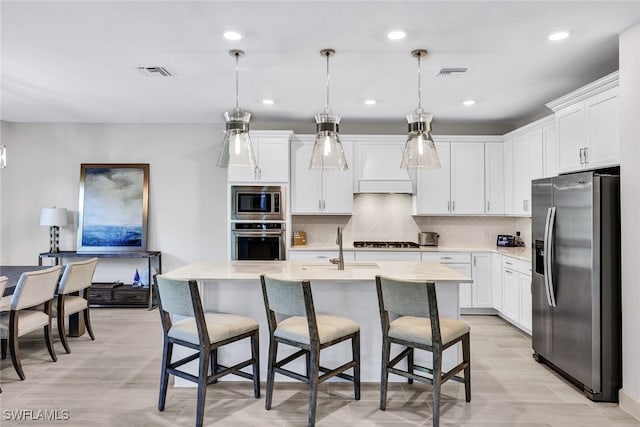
291 135 353 215
503 117 548 216
351 135 413 193
503 139 514 215
542 122 558 177
228 130 292 183
450 142 485 214
484 142 505 215
415 141 451 214
547 72 619 173
415 137 500 216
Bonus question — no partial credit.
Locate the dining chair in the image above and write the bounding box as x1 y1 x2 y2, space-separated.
375 275 471 427
0 276 5 393
0 266 63 380
260 274 360 427
155 276 260 427
55 257 98 353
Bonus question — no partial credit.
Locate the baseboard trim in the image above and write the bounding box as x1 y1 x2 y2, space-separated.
620 389 640 421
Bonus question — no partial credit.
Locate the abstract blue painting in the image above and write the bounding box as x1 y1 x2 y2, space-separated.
77 164 149 252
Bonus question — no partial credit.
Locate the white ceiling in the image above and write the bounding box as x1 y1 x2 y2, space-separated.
2 1 639 128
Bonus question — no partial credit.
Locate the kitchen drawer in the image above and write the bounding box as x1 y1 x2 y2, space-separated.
355 251 421 262
421 252 471 264
288 250 355 262
502 256 531 274
89 283 148 307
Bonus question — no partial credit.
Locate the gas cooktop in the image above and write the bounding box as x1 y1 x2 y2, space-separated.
353 241 420 249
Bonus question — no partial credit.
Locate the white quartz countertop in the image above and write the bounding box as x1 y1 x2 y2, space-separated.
288 245 532 261
162 260 473 283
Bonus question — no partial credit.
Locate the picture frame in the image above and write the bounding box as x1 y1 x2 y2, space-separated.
77 163 149 252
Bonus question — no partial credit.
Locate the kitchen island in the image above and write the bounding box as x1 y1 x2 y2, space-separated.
162 260 472 384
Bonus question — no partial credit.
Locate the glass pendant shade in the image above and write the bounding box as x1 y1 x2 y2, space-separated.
217 110 256 168
401 112 441 168
309 113 348 170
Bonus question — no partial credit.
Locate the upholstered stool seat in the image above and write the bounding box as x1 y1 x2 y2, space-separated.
389 316 470 346
261 275 360 427
52 295 88 317
155 276 260 427
275 314 359 345
169 313 258 345
376 275 471 427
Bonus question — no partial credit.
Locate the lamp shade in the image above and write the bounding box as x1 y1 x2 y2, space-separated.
309 113 348 170
401 112 441 169
40 207 68 226
217 110 256 168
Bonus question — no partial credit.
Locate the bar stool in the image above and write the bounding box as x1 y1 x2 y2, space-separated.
376 275 471 427
155 276 260 427
260 274 360 427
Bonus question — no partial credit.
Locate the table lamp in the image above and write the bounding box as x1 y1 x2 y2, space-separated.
40 207 68 253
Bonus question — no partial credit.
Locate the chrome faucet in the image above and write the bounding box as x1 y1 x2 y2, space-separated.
329 227 345 270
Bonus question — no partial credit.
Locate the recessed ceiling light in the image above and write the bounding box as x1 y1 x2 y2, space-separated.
223 31 243 41
387 30 406 40
463 99 476 106
364 99 377 106
548 30 571 41
262 99 274 105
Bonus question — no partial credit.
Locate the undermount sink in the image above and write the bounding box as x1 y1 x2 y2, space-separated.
301 262 379 271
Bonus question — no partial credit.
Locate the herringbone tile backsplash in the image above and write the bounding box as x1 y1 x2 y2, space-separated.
292 194 531 248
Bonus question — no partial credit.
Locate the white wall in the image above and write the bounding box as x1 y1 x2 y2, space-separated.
620 22 640 419
0 122 229 278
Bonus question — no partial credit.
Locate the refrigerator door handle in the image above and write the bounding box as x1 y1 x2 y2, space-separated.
544 207 558 307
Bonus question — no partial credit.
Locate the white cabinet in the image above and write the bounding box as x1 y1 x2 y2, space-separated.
288 250 355 262
492 252 503 311
504 117 548 216
352 136 412 193
415 141 451 214
228 131 292 183
503 139 514 215
542 123 559 177
415 139 493 216
422 252 472 308
484 142 505 215
291 136 353 214
471 253 493 308
500 255 532 334
354 251 421 262
547 72 619 173
519 272 532 332
450 142 485 214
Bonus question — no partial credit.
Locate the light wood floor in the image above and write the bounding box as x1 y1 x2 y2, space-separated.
1 309 638 426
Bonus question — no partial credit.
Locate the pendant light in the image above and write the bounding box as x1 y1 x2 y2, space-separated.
309 49 348 171
217 49 257 168
401 49 441 169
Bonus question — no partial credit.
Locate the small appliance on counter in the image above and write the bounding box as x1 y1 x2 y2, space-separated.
497 232 525 247
292 231 307 246
497 234 516 247
418 232 439 247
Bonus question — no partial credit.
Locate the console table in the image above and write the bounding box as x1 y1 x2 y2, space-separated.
38 251 162 309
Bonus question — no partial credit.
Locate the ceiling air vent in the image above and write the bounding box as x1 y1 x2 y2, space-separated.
436 67 468 77
137 66 173 77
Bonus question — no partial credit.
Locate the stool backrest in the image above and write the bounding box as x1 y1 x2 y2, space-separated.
12 266 62 310
58 257 98 295
260 275 308 317
155 276 198 318
0 276 7 297
376 275 441 346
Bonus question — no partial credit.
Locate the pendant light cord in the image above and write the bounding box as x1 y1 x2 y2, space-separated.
416 54 423 115
234 51 240 114
325 51 331 114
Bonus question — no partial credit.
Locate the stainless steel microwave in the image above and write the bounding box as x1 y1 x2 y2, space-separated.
231 186 285 221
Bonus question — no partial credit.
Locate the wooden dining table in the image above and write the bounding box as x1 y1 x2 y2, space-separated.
0 265 85 336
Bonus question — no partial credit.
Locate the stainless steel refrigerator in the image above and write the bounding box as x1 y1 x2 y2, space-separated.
531 170 621 402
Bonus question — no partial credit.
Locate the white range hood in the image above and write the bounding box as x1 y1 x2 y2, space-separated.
352 136 414 194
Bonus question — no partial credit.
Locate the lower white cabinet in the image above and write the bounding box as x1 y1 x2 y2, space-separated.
492 253 503 311
422 252 472 308
500 255 532 333
471 253 493 308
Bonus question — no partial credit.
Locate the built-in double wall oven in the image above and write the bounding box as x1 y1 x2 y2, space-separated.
230 186 286 261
